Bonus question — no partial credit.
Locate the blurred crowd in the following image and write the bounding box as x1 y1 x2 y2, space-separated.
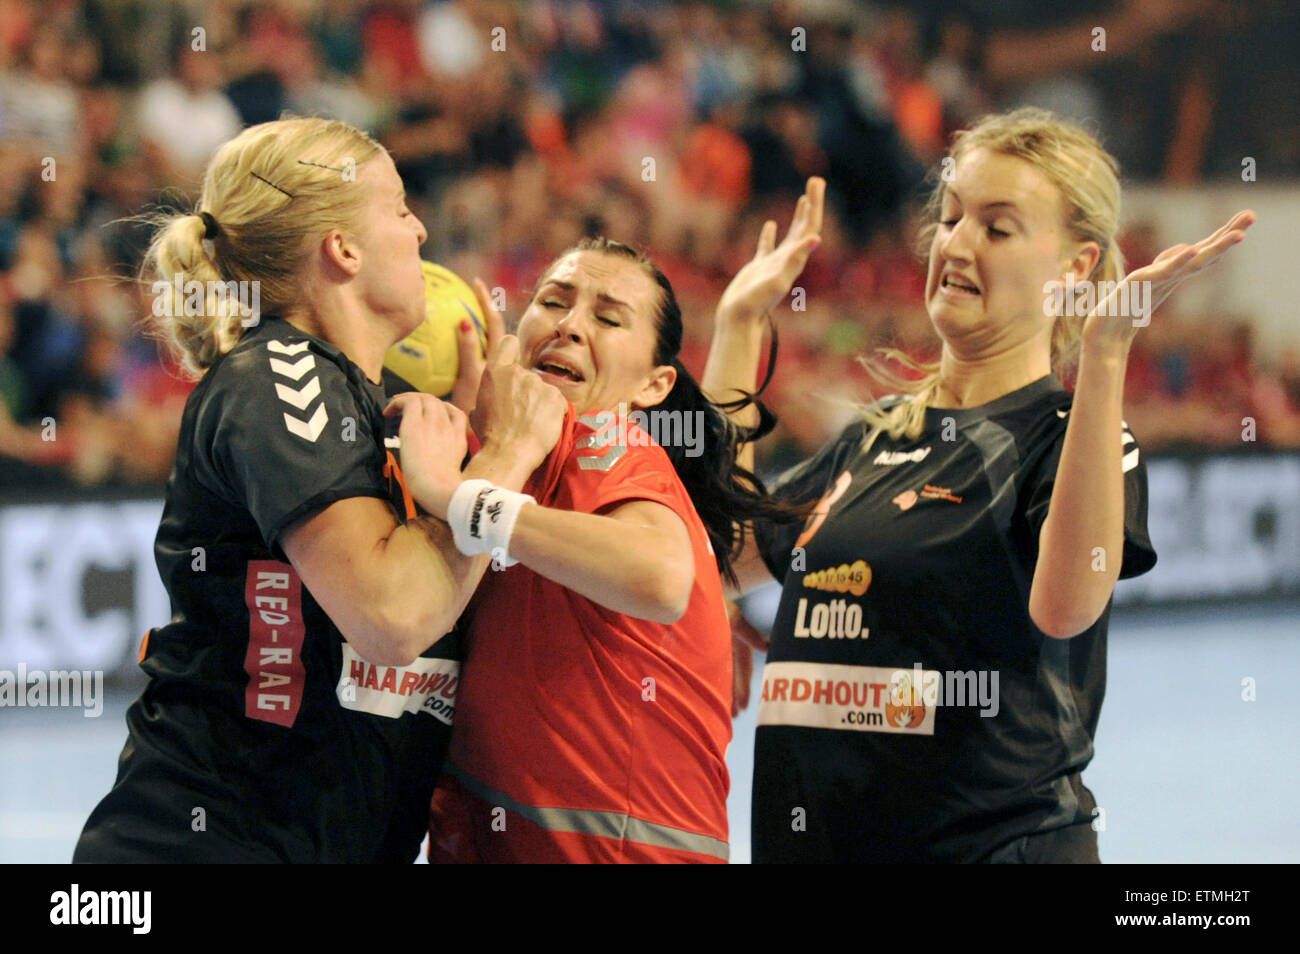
2 0 1299 489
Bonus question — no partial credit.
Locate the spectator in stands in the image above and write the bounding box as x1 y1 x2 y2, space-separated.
136 44 242 188
0 0 1294 492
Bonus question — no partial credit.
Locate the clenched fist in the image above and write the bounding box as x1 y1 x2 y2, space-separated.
472 334 567 476
383 392 469 519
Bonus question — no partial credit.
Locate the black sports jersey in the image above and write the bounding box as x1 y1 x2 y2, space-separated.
75 318 460 863
751 375 1156 863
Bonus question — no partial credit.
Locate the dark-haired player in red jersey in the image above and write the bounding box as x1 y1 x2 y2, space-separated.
390 239 799 863
432 402 733 862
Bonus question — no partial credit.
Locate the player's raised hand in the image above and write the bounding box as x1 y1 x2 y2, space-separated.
471 334 567 472
383 392 469 519
1083 209 1255 354
448 278 507 416
716 177 825 326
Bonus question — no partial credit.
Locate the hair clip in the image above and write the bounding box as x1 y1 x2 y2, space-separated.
250 171 295 199
297 159 346 174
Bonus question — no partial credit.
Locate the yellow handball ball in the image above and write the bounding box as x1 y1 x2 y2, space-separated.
384 261 488 397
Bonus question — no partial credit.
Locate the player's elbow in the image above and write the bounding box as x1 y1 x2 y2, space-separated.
347 629 419 668
394 610 456 665
1028 594 1102 640
638 565 693 624
353 606 451 668
1031 612 1088 640
1028 566 1114 639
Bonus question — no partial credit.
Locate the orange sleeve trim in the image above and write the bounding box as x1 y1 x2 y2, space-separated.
384 449 418 521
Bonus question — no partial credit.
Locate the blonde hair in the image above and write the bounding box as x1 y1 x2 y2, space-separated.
862 107 1125 439
144 117 384 376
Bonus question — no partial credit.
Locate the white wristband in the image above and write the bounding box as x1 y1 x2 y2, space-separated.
447 479 534 567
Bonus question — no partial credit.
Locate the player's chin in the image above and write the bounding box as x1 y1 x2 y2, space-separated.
927 296 984 330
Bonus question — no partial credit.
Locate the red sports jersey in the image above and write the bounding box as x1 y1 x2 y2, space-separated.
429 407 732 863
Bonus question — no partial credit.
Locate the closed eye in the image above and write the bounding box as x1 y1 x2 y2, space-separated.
597 316 619 327
941 217 1009 238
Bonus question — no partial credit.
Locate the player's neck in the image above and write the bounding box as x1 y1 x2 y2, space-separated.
931 339 1052 410
282 298 388 385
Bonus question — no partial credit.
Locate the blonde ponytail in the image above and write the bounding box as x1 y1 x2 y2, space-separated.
146 213 245 374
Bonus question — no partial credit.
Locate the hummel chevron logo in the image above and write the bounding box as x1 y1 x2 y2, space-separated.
576 444 628 471
268 342 327 441
1121 425 1139 473
275 376 320 410
267 340 311 356
269 353 316 381
284 403 329 442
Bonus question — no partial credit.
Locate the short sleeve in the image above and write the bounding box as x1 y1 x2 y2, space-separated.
201 346 388 554
566 434 682 517
1022 419 1157 579
753 422 866 582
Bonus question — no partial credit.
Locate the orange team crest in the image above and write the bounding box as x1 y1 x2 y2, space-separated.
884 671 926 729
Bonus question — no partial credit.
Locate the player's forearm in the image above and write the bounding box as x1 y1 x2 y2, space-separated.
701 314 766 432
373 516 484 660
379 442 540 656
1028 343 1128 638
462 441 539 492
727 527 778 598
507 506 694 623
408 440 540 519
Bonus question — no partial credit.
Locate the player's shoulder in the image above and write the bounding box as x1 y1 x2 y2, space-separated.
197 318 376 443
1008 380 1145 477
1045 399 1141 443
570 407 673 475
1016 384 1140 444
215 318 347 386
838 393 912 448
814 404 889 468
987 376 1074 442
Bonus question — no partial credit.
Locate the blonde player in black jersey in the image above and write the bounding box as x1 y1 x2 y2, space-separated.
710 108 1254 863
76 117 565 862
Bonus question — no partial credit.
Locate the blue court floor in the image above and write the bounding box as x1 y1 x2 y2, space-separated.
3 597 1296 863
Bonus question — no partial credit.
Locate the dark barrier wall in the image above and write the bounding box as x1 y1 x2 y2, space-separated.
2 453 1298 675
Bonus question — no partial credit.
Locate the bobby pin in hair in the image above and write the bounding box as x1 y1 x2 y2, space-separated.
250 171 295 199
297 159 346 174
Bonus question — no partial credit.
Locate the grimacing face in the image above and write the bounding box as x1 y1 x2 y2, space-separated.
355 152 428 341
516 250 676 415
925 147 1098 358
